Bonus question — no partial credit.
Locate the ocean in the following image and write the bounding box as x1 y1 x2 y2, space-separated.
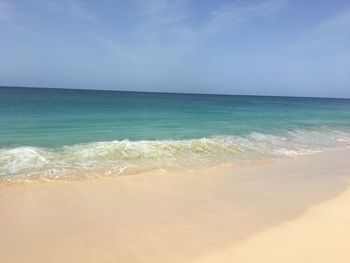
1 86 350 182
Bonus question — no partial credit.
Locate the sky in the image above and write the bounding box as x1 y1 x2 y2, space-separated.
0 0 349 98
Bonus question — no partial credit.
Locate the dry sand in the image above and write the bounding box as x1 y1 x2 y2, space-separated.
194 185 350 263
0 149 349 263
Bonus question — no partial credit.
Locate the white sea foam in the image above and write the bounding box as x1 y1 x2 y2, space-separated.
1 129 349 181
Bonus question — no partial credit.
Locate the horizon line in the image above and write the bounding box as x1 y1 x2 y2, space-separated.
1 85 349 100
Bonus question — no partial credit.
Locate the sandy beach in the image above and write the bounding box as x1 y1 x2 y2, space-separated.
2 1 350 262
0 149 349 263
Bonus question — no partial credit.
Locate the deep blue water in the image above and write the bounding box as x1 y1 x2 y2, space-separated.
1 87 350 147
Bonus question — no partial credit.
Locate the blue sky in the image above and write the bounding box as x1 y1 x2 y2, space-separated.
0 0 349 98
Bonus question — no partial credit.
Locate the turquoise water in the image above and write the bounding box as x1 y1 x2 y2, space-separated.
1 87 350 181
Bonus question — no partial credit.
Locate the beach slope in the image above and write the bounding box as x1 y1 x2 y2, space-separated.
0 149 349 263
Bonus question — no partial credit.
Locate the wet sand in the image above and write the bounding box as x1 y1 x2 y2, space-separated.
0 149 349 263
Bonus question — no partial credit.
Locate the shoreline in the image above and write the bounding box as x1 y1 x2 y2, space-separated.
0 149 349 262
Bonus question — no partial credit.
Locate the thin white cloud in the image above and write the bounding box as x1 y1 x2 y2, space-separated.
133 0 189 30
0 0 14 21
204 0 288 35
132 0 288 41
96 0 288 59
48 0 96 21
297 7 350 51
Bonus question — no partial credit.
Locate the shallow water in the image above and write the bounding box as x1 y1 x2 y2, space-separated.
1 87 350 181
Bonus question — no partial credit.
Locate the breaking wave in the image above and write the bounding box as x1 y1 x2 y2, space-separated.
1 129 349 182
